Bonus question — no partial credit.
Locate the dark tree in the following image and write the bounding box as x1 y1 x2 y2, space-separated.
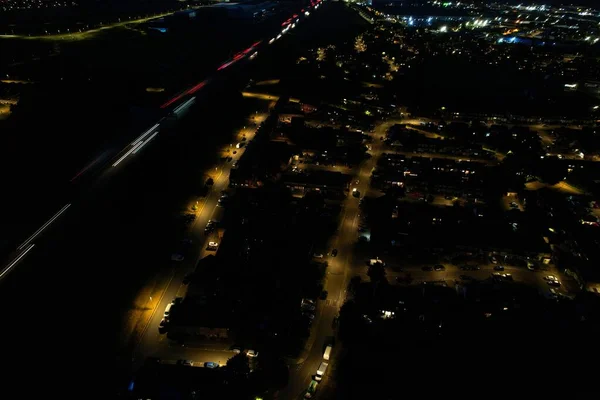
368 262 386 282
252 354 289 391
227 353 250 376
348 275 362 295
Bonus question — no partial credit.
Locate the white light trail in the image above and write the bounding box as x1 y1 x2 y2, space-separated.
0 244 35 280
18 204 71 250
112 141 143 167
173 97 195 114
132 131 159 154
131 123 160 146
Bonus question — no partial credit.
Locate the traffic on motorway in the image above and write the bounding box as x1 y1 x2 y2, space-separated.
0 0 328 282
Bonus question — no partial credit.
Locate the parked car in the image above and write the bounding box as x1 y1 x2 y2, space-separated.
304 380 318 399
177 360 194 366
158 318 168 334
183 214 196 224
246 350 258 358
434 264 445 271
331 249 338 257
182 273 194 284
207 241 219 251
171 253 184 262
217 195 228 206
205 220 216 233
204 362 219 369
303 312 315 320
494 265 505 271
164 302 174 318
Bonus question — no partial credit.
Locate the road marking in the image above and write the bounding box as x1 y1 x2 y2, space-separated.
112 141 143 167
131 123 160 146
18 203 71 250
133 267 177 356
132 131 159 154
0 243 35 280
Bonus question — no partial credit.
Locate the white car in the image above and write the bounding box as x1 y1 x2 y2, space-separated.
246 349 258 358
164 302 173 318
158 318 168 333
207 241 219 251
544 275 557 281
171 253 184 262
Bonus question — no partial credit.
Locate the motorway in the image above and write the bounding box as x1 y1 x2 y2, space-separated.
0 0 328 281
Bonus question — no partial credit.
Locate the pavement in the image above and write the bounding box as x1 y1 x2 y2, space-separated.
130 113 265 370
116 108 578 396
278 118 577 399
277 117 388 399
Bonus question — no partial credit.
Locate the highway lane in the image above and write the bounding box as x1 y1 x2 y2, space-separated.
0 0 328 278
0 103 267 397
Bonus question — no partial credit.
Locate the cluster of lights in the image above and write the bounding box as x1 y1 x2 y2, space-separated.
515 4 549 12
432 1 461 7
467 19 489 27
1 0 75 11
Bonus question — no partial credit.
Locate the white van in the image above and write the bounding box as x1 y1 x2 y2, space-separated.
315 362 328 381
323 345 332 360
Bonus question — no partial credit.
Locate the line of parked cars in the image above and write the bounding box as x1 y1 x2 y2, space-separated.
159 297 182 334
544 275 561 287
302 298 316 323
304 344 333 398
